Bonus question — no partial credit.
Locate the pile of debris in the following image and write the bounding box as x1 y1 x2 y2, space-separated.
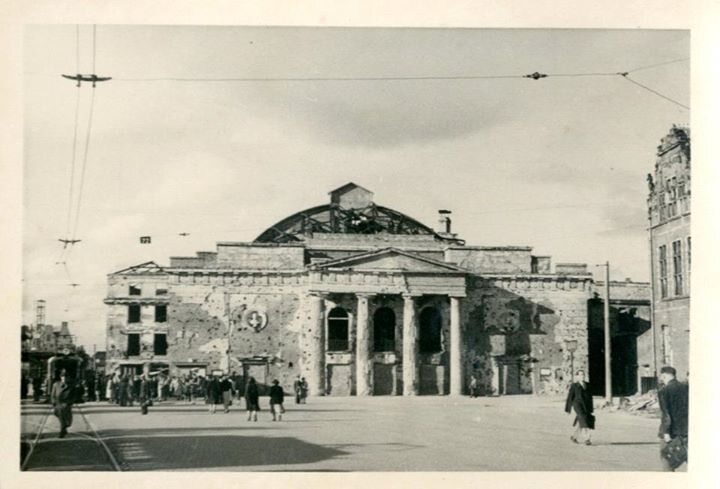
621 390 661 417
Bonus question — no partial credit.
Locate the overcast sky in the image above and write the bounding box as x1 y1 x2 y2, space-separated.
23 26 689 349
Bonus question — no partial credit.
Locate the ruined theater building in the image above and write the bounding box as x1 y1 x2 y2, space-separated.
105 183 651 397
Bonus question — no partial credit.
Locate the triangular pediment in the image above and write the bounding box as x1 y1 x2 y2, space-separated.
312 248 465 273
110 261 165 275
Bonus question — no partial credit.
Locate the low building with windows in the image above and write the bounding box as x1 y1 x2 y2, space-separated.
104 183 649 396
647 125 691 380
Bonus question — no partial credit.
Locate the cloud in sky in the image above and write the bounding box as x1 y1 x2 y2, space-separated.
22 26 689 348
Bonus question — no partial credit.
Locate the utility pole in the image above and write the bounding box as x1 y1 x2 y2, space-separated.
596 262 612 404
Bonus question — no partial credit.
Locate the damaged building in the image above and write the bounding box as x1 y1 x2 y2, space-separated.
646 125 691 381
104 183 650 396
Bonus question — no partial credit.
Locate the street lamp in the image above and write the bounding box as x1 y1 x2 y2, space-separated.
565 339 578 378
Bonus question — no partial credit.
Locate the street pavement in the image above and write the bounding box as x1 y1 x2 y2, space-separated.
20 395 671 471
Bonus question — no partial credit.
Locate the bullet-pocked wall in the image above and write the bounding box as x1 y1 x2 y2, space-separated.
461 275 592 396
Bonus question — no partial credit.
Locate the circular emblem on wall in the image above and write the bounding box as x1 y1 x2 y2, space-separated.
245 310 268 332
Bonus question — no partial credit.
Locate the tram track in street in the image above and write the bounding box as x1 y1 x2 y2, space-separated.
21 404 124 471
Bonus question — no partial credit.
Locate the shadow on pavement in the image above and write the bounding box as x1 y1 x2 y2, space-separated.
109 434 347 470
22 438 114 471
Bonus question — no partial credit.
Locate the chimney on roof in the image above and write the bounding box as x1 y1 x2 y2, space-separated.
438 210 452 234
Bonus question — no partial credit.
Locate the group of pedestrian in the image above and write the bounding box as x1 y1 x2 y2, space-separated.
562 366 688 471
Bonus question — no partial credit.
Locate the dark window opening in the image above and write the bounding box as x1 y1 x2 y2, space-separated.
672 239 683 296
659 245 668 299
127 333 140 356
373 307 396 352
128 304 141 323
327 307 349 351
153 334 168 355
129 285 141 296
155 305 167 323
156 288 168 296
419 306 442 353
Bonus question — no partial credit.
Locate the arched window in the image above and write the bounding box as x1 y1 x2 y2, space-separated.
327 307 350 351
419 306 442 353
373 307 396 352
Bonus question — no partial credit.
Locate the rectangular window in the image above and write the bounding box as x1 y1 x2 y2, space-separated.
127 333 140 356
673 239 683 296
155 305 167 323
659 245 668 299
156 288 168 296
687 236 691 267
153 334 168 355
129 285 141 296
128 304 141 323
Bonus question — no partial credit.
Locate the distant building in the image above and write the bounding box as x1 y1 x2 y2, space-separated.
647 125 691 380
104 183 649 396
21 320 77 379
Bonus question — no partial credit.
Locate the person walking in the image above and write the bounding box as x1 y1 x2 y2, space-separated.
565 370 594 446
269 380 285 421
658 366 689 471
300 377 309 403
245 376 260 422
206 374 222 414
50 370 75 438
469 374 479 398
32 375 43 402
293 375 303 404
220 374 234 413
139 373 151 415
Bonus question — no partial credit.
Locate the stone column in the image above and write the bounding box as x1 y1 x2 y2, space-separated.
402 294 419 396
355 294 373 396
301 292 326 396
450 296 463 396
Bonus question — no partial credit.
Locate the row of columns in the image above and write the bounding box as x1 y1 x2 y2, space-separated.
301 292 464 396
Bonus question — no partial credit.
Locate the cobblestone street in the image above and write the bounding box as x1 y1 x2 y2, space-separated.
21 395 670 471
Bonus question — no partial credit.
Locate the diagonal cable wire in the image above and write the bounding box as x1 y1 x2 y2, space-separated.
70 85 97 242
626 57 689 74
64 86 82 240
620 74 689 110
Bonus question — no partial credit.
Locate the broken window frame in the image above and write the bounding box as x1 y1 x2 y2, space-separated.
155 304 168 323
128 304 141 323
127 333 141 356
153 333 168 355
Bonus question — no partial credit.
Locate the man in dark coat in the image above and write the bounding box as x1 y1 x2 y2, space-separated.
269 379 285 421
206 375 222 414
32 375 43 402
139 374 151 415
50 370 74 438
565 369 594 445
220 374 234 413
658 366 689 471
245 376 260 421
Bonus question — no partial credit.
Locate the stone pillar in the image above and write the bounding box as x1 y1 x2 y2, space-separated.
450 296 463 396
402 294 419 396
355 294 373 396
301 292 325 396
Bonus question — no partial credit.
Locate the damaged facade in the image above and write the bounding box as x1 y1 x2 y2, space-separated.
105 183 650 396
647 125 691 380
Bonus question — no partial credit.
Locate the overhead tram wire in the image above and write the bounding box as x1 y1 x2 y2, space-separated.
69 25 100 246
112 57 689 109
618 74 690 110
58 25 83 265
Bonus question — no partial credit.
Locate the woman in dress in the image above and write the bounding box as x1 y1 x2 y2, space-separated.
245 376 260 422
565 370 595 445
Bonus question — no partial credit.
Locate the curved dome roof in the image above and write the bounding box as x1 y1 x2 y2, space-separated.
254 203 441 243
255 183 464 244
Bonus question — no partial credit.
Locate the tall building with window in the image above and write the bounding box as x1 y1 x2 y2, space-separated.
647 125 691 379
105 183 649 396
